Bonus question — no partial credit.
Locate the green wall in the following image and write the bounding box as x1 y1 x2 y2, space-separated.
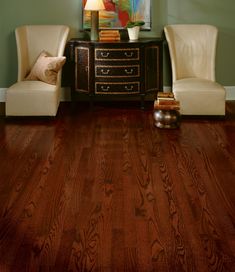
165 0 235 86
0 0 234 87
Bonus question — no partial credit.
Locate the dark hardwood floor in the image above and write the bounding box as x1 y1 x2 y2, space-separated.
0 101 235 271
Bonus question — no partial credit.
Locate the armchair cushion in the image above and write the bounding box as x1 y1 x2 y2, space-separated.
173 78 225 115
25 51 66 85
6 81 59 116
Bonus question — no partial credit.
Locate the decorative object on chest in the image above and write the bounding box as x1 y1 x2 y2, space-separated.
153 92 181 129
66 38 163 109
84 0 105 41
126 20 145 41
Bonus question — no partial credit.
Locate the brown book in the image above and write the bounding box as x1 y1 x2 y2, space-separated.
154 105 180 110
157 92 174 100
99 31 120 37
157 100 180 106
99 37 120 41
99 30 120 41
100 30 120 35
99 34 120 38
154 100 180 110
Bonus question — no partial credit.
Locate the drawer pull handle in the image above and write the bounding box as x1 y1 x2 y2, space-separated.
101 52 110 58
125 85 134 91
101 86 110 91
85 66 88 72
125 52 134 57
124 69 134 75
101 69 110 75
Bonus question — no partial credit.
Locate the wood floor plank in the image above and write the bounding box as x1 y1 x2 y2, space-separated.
0 101 235 271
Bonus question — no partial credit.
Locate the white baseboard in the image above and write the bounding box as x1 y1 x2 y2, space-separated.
0 88 6 102
1 86 235 102
225 86 235 100
60 87 71 101
163 86 172 92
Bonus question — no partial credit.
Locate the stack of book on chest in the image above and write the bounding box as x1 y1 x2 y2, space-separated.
99 30 120 41
154 92 180 111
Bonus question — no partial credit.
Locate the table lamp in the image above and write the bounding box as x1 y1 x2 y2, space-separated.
84 0 105 41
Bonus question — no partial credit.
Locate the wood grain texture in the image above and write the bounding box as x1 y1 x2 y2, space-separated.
0 101 235 271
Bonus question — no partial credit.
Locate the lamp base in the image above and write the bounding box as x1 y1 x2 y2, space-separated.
90 11 99 41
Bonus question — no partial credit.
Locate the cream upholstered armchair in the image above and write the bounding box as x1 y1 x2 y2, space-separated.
6 25 69 116
164 24 226 115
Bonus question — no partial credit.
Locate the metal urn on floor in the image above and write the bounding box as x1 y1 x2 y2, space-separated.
153 109 181 129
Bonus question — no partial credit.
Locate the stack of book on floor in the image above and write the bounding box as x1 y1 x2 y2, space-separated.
154 92 180 111
99 30 120 41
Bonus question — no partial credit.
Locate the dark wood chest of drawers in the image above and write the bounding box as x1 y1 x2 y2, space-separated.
66 38 163 108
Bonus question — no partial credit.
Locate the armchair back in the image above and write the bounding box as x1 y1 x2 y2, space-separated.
15 25 69 81
164 24 218 82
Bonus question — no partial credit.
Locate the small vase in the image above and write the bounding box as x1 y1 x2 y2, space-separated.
127 26 140 41
153 109 181 129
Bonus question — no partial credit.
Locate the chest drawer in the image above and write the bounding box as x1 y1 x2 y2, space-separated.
95 82 140 94
95 48 139 61
95 65 140 78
